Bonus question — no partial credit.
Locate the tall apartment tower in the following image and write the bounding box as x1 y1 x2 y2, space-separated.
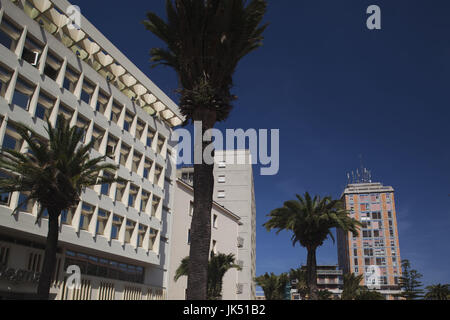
0 0 183 299
178 149 257 300
337 179 402 299
214 150 256 300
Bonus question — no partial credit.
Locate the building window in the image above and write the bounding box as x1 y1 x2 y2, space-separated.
79 203 95 231
0 64 13 98
153 165 162 185
124 219 136 244
218 161 226 168
187 229 191 245
124 111 134 132
213 214 218 228
106 135 118 159
100 171 113 197
376 258 386 266
371 212 382 220
110 101 122 124
152 196 161 217
135 119 145 140
57 103 74 122
218 175 226 183
64 250 144 284
119 143 131 166
2 123 23 152
137 225 147 247
35 91 56 120
115 181 126 203
132 151 142 174
17 192 34 213
212 240 217 254
157 136 165 154
362 230 372 238
61 207 75 225
111 215 124 240
189 201 194 216
140 191 150 214
75 114 90 143
143 158 152 179
92 125 105 152
149 229 158 251
21 35 44 68
128 184 139 208
44 51 62 81
96 209 110 236
0 171 12 206
147 129 155 148
218 190 226 199
96 90 109 115
0 16 21 51
12 77 35 110
81 78 95 105
63 66 80 94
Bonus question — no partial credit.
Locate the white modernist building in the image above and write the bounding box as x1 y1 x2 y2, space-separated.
178 150 257 300
168 178 242 300
0 0 183 299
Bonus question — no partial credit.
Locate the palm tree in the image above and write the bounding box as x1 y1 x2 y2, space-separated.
264 192 361 300
356 289 385 300
174 252 241 300
143 0 268 300
254 272 289 300
425 284 450 300
0 118 119 299
289 267 309 299
318 289 333 300
341 273 365 300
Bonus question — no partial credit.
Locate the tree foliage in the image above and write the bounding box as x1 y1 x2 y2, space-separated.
0 117 120 298
424 284 449 300
396 259 424 300
174 252 241 300
342 273 386 300
255 272 289 300
143 0 269 123
264 192 361 300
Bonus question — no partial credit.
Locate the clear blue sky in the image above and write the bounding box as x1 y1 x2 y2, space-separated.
71 0 450 287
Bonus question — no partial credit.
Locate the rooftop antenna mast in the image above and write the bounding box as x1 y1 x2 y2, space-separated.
347 155 373 185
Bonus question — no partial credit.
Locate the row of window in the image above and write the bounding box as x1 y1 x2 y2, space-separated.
0 64 167 158
0 117 165 206
64 250 145 284
1 6 178 128
181 172 227 184
0 191 160 251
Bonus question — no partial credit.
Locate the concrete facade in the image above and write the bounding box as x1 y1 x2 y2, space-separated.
0 0 182 299
167 179 242 300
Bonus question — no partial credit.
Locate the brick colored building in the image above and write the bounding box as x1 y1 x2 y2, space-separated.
337 182 402 299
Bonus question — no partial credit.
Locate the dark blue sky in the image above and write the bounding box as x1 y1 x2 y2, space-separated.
71 0 450 287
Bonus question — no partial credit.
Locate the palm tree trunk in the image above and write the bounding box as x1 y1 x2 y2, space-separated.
187 110 216 300
306 247 318 300
37 208 59 299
